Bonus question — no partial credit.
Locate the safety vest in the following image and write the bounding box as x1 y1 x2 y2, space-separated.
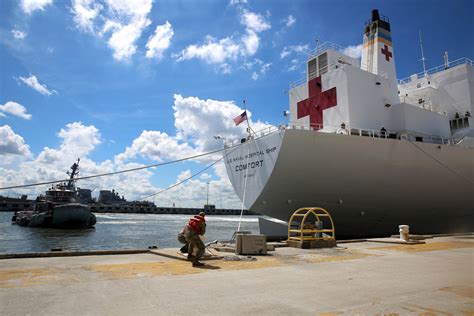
186 215 205 234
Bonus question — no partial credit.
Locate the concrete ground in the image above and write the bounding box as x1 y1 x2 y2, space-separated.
0 235 473 315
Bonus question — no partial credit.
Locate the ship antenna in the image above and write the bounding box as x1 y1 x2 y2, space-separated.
419 30 428 76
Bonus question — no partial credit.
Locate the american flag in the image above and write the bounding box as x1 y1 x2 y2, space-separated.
233 111 247 126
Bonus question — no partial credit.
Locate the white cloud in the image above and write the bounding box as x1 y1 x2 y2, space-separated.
200 173 212 181
145 21 174 59
175 9 270 73
20 0 53 14
72 0 153 61
285 15 296 27
280 44 308 59
175 36 240 65
241 30 259 56
0 125 31 156
172 94 273 155
102 0 153 61
229 0 247 5
71 0 103 33
240 58 271 80
240 9 271 32
0 101 32 120
342 44 363 59
107 18 151 60
116 130 196 163
18 74 56 96
11 29 27 39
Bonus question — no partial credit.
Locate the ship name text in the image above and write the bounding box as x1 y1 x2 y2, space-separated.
235 160 264 172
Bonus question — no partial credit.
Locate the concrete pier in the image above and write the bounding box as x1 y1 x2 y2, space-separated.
1 235 472 315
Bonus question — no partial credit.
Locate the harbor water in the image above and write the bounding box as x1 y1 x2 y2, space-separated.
0 212 260 254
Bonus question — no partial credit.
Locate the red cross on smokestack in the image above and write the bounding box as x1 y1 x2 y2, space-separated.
297 76 337 130
381 44 393 62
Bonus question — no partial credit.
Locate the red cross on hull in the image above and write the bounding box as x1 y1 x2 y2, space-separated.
297 76 337 130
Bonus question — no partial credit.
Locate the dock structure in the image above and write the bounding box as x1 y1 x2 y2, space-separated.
1 234 472 315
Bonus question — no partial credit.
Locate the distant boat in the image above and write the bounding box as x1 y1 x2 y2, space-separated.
12 159 96 229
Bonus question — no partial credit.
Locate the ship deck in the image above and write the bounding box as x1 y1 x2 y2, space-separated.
1 234 473 315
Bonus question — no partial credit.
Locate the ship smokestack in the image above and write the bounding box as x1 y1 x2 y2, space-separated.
361 9 398 94
371 9 380 22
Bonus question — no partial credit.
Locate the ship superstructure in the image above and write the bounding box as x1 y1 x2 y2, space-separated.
224 10 473 238
12 159 96 229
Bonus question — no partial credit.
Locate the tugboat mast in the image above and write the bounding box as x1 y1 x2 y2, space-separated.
66 158 80 191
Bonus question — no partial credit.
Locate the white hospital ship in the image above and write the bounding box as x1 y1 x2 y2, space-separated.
224 10 474 238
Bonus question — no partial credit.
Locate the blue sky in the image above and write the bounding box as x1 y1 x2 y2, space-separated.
1 0 473 207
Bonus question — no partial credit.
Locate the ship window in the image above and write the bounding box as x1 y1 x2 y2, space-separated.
415 136 423 142
318 53 328 75
308 58 317 80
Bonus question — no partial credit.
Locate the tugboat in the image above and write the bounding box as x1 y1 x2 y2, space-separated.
12 159 96 228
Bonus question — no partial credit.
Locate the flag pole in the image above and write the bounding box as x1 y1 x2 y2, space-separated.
242 100 254 137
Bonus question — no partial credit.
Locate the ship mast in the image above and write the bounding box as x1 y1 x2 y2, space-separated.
66 158 80 191
419 30 428 76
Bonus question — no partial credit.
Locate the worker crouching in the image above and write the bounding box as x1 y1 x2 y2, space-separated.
184 212 206 267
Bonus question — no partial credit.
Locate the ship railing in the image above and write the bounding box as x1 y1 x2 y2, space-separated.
286 122 453 145
290 62 343 88
223 125 281 147
398 57 474 85
223 122 455 147
306 41 346 59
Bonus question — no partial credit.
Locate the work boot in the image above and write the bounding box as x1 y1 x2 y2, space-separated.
187 254 195 261
192 261 205 267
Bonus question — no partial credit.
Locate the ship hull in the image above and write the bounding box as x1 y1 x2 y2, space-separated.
14 203 96 229
51 204 95 228
225 129 474 238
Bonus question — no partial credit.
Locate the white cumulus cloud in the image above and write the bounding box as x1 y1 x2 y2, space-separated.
342 44 363 59
71 0 103 33
116 130 196 163
72 0 153 61
241 30 260 56
11 29 27 39
175 36 240 65
240 9 271 32
145 21 174 59
18 74 56 96
175 9 270 73
0 125 32 156
20 0 53 14
0 101 32 120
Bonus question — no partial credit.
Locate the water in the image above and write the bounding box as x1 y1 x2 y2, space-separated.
0 212 260 254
